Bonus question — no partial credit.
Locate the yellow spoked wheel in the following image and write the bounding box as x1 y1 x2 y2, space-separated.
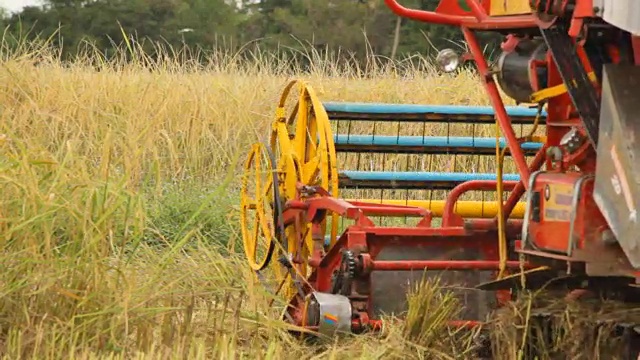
240 140 302 303
240 142 277 271
240 79 342 306
271 80 340 252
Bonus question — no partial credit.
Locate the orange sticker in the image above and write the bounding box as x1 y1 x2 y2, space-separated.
543 183 574 222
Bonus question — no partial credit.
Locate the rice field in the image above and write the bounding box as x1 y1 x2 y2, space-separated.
0 41 636 359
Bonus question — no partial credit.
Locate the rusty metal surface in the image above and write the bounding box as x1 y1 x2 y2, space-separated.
370 242 495 321
594 64 640 269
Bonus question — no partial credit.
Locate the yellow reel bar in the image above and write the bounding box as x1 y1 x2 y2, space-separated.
240 142 276 271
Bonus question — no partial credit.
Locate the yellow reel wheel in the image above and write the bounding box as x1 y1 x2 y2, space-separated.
240 141 305 304
246 80 344 306
240 142 276 271
270 80 340 250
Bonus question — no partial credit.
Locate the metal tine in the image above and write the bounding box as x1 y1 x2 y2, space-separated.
404 144 410 225
379 188 384 226
379 120 385 226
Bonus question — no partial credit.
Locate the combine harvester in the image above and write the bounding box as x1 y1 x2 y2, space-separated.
240 0 640 357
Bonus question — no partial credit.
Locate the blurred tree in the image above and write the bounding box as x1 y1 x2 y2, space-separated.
4 0 242 59
0 0 503 63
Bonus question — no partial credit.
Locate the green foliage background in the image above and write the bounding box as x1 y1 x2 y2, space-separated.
0 0 502 62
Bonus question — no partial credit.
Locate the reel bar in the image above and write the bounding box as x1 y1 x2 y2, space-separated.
324 101 546 124
342 199 526 219
339 170 519 190
334 134 542 155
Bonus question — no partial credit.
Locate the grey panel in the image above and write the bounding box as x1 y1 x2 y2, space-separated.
310 292 352 336
370 242 495 321
593 64 640 269
594 0 640 35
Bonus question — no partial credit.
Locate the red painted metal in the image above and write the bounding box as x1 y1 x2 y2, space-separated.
524 172 608 254
280 0 640 339
502 145 548 219
434 0 489 19
383 0 538 29
462 27 532 186
633 36 640 65
442 180 518 227
567 0 595 37
280 190 517 333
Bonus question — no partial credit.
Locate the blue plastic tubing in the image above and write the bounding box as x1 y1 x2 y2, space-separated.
333 135 542 150
339 171 520 182
322 102 547 118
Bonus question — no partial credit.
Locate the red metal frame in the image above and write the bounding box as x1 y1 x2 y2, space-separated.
442 179 518 227
633 36 640 65
383 0 538 29
278 0 640 338
281 188 534 333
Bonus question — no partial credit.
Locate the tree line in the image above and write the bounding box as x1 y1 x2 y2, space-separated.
0 0 503 63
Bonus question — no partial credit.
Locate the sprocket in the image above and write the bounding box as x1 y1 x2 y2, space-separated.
331 250 357 296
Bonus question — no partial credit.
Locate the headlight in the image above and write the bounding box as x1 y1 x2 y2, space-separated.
436 48 460 73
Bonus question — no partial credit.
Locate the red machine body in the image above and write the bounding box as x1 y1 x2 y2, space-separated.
251 0 640 354
519 170 635 278
381 0 640 280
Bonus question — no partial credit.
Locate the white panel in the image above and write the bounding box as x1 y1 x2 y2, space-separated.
598 0 640 35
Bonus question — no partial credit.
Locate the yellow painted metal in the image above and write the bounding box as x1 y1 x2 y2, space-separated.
530 71 598 103
239 80 339 302
489 0 533 16
345 199 526 219
240 142 276 271
271 79 338 248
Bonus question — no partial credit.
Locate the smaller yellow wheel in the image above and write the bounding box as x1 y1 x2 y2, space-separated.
240 142 277 271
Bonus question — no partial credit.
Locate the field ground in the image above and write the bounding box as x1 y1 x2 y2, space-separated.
0 42 635 359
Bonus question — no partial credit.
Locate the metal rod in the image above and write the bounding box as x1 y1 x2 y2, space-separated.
333 134 543 152
442 180 518 226
383 0 537 29
371 260 529 271
340 171 520 182
323 102 546 124
345 199 526 218
501 145 548 219
462 27 532 187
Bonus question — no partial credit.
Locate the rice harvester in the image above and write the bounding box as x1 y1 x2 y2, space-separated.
240 0 640 356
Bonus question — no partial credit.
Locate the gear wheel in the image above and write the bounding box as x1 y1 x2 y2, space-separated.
331 250 357 296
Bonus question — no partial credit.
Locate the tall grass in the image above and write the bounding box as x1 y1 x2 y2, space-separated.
0 37 502 359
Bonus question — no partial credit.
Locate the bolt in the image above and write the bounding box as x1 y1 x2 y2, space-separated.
546 146 563 162
601 229 617 246
560 128 585 154
593 6 600 14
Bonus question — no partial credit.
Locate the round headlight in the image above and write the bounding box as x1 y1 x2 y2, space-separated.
436 48 460 73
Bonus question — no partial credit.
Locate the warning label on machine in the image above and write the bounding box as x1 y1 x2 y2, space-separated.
543 183 574 221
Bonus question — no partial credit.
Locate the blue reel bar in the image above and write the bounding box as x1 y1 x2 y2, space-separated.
324 102 547 124
333 135 543 156
339 171 520 190
324 101 545 191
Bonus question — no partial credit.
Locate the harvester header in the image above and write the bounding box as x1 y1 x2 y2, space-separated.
240 1 640 357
